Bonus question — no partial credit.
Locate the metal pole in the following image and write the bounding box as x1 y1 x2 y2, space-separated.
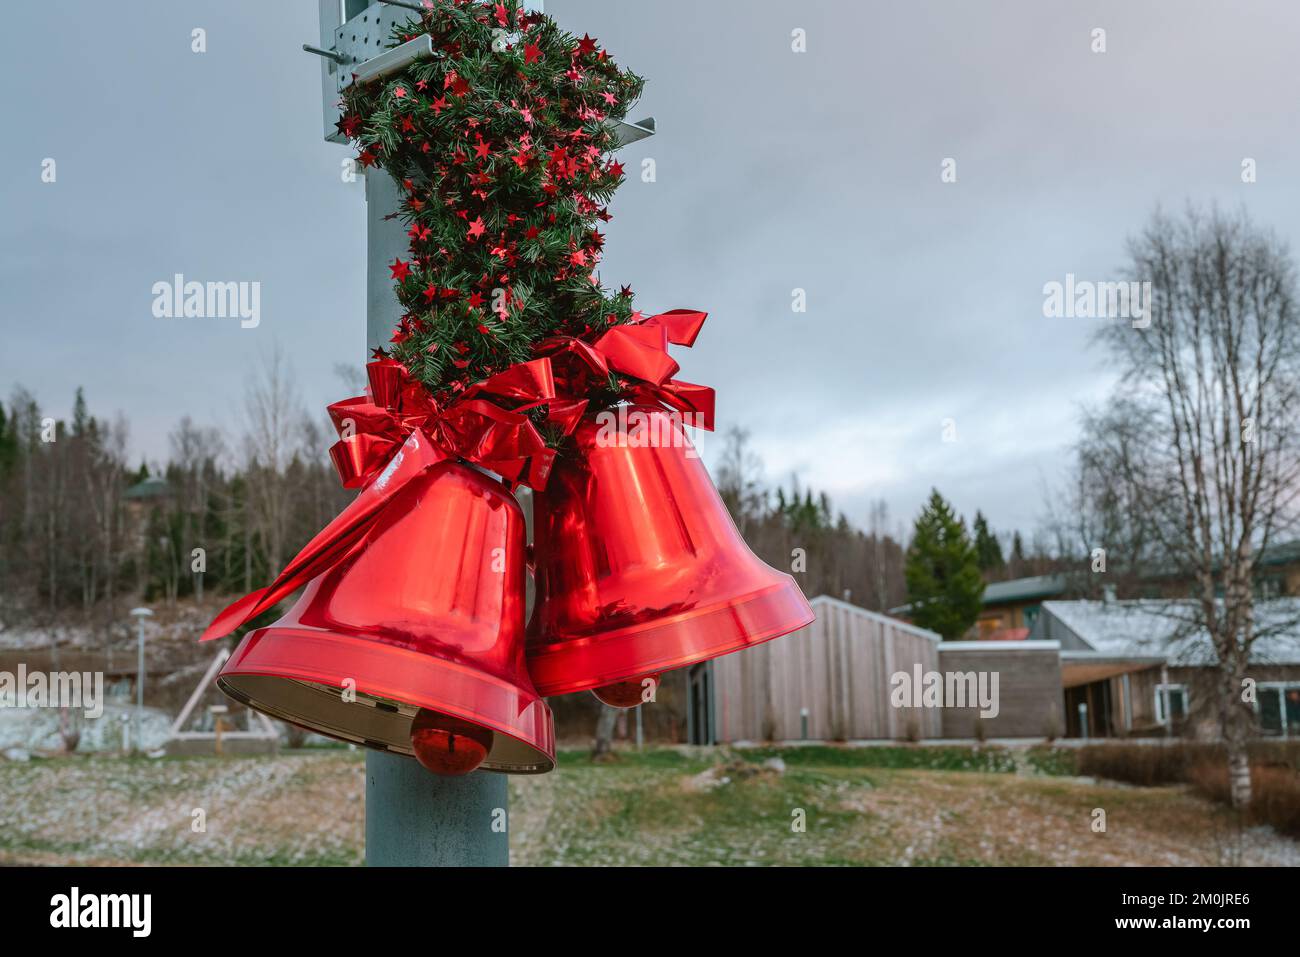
136 619 144 750
130 607 152 754
363 169 508 867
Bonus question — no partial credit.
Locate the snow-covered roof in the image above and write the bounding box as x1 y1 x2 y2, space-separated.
982 574 1067 604
1042 599 1300 666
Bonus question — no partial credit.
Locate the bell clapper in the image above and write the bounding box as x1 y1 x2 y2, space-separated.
592 673 661 709
409 708 495 776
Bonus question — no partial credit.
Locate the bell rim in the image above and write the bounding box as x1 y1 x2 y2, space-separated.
526 576 815 696
216 625 556 774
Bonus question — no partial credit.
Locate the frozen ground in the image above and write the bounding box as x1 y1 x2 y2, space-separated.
0 746 1294 866
0 704 174 753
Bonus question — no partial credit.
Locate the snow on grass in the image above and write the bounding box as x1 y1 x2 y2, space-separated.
1 747 1295 866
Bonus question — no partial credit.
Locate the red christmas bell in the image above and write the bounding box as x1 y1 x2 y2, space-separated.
214 461 554 774
526 405 814 704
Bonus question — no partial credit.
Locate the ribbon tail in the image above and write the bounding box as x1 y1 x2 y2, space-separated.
200 589 269 642
199 430 446 641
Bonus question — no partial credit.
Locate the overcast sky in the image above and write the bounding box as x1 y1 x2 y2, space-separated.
4 0 1300 542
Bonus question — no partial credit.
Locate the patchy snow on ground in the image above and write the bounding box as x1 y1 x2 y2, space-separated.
1 748 1297 867
0 704 173 752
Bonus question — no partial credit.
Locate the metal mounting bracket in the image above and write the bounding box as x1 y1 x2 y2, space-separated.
308 1 656 152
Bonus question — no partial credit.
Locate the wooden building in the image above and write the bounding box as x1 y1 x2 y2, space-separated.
934 640 1064 739
974 574 1066 639
686 593 1300 744
1033 599 1300 739
694 596 944 743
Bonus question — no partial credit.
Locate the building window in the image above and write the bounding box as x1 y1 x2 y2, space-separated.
1022 604 1041 629
1155 684 1188 725
1256 577 1283 600
1256 684 1300 738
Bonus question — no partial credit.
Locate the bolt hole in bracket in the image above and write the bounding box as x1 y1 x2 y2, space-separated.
305 0 654 154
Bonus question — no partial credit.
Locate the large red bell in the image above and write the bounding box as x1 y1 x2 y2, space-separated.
215 461 554 774
526 405 814 703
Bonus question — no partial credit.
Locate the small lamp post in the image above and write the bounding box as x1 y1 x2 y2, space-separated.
130 607 153 753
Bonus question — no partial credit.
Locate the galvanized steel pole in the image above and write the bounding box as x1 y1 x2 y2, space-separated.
313 0 560 868
362 167 509 868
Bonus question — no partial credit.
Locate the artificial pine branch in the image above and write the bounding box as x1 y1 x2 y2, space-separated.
339 0 645 403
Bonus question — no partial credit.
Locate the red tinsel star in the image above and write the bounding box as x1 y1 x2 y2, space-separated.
389 258 411 280
467 217 485 240
524 43 542 64
576 34 598 56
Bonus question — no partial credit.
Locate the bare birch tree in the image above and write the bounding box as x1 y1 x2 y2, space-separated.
1097 206 1300 808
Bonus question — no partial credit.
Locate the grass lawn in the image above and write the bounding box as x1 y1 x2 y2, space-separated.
0 745 1293 866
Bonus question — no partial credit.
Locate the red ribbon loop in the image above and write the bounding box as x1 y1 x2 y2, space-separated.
325 353 560 490
538 309 716 431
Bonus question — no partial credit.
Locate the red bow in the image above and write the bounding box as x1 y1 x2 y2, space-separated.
327 355 561 490
537 308 716 431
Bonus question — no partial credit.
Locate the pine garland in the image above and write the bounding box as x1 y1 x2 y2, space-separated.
339 0 645 403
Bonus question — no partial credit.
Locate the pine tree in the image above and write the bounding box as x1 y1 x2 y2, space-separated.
72 387 89 438
904 489 985 639
1010 531 1026 569
972 510 1004 571
0 404 16 477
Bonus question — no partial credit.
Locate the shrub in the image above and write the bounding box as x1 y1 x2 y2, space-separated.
1189 761 1300 839
1075 743 1212 786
